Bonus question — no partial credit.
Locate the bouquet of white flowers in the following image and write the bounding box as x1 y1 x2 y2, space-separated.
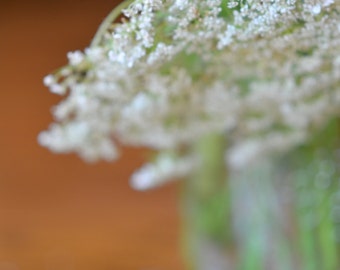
40 0 340 269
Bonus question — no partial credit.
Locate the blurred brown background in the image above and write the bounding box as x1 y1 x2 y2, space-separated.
0 1 183 269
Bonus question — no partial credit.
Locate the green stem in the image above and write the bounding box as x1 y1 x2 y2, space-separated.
181 121 340 270
231 161 294 270
90 0 134 47
181 133 233 270
293 118 340 270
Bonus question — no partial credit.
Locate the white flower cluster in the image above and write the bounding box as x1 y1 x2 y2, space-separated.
39 0 340 188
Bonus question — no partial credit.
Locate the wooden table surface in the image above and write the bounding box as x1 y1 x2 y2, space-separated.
0 1 183 269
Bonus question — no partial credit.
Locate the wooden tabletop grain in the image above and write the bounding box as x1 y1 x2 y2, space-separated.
0 1 183 269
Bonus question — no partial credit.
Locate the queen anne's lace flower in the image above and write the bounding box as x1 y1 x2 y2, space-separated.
39 0 340 189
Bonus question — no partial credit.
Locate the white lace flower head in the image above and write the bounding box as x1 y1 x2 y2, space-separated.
39 0 340 189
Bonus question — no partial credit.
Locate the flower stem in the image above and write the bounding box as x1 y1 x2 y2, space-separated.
181 133 234 270
90 0 134 47
293 118 340 270
181 120 340 270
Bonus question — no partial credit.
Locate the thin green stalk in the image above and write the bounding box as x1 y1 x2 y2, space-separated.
90 0 134 47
